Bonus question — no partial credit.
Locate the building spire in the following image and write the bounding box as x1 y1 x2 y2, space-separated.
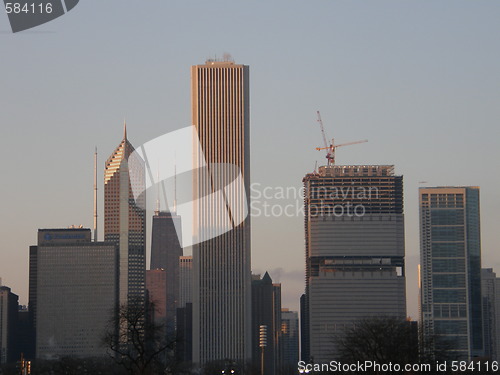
93 147 98 242
123 119 127 140
174 159 177 214
155 164 160 215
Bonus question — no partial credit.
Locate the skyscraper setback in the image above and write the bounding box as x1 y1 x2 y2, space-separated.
104 125 146 306
191 59 252 364
302 165 406 362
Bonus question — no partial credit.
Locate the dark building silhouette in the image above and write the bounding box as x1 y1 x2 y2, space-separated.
176 256 193 363
16 306 34 360
176 303 193 363
150 211 182 333
481 268 499 361
251 272 281 375
300 293 309 362
146 269 168 330
280 308 299 370
0 285 19 364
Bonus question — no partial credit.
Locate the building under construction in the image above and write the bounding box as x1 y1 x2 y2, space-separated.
301 164 406 362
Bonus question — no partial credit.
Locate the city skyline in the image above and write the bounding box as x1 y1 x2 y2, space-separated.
1 1 500 321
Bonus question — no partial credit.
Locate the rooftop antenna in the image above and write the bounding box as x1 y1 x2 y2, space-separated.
93 147 98 242
174 159 177 214
155 163 160 215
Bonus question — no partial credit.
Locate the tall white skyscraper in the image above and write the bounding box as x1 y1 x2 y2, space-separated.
191 59 251 365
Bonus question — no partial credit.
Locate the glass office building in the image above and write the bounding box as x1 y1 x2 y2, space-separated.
419 187 483 360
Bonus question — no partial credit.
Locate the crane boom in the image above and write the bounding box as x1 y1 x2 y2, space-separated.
316 111 329 151
316 139 368 151
314 112 368 166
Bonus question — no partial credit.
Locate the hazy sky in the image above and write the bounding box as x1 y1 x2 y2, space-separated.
1 1 499 318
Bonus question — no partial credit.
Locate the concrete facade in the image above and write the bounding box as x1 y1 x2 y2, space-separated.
33 228 118 359
303 165 406 362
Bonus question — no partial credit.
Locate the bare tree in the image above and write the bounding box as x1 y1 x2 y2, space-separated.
336 316 419 371
335 317 466 374
102 298 177 375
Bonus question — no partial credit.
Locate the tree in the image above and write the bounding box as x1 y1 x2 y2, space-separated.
336 316 419 372
335 317 473 375
102 298 177 375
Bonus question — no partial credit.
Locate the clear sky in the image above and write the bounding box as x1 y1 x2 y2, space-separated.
1 0 499 319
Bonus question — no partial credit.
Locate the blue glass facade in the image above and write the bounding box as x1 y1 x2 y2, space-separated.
420 187 483 360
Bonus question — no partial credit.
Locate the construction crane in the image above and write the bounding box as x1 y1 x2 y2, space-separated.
315 110 368 166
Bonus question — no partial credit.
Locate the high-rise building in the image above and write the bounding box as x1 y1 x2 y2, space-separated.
104 125 146 306
179 256 193 309
150 211 182 332
146 269 167 328
303 165 406 362
31 228 118 359
481 268 498 360
0 285 19 365
177 256 193 363
191 59 251 365
251 273 281 375
280 308 299 370
419 187 483 360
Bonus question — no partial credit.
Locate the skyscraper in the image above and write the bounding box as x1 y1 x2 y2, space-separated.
481 268 499 360
419 186 483 360
177 256 193 363
104 124 146 306
303 165 406 362
150 210 182 333
280 308 299 370
146 269 167 328
251 273 281 375
32 228 118 358
0 285 18 365
191 59 251 365
179 256 193 309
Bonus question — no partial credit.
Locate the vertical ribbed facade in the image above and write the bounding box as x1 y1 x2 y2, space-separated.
303 165 406 361
104 128 146 306
419 186 483 360
191 61 251 365
179 256 193 309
